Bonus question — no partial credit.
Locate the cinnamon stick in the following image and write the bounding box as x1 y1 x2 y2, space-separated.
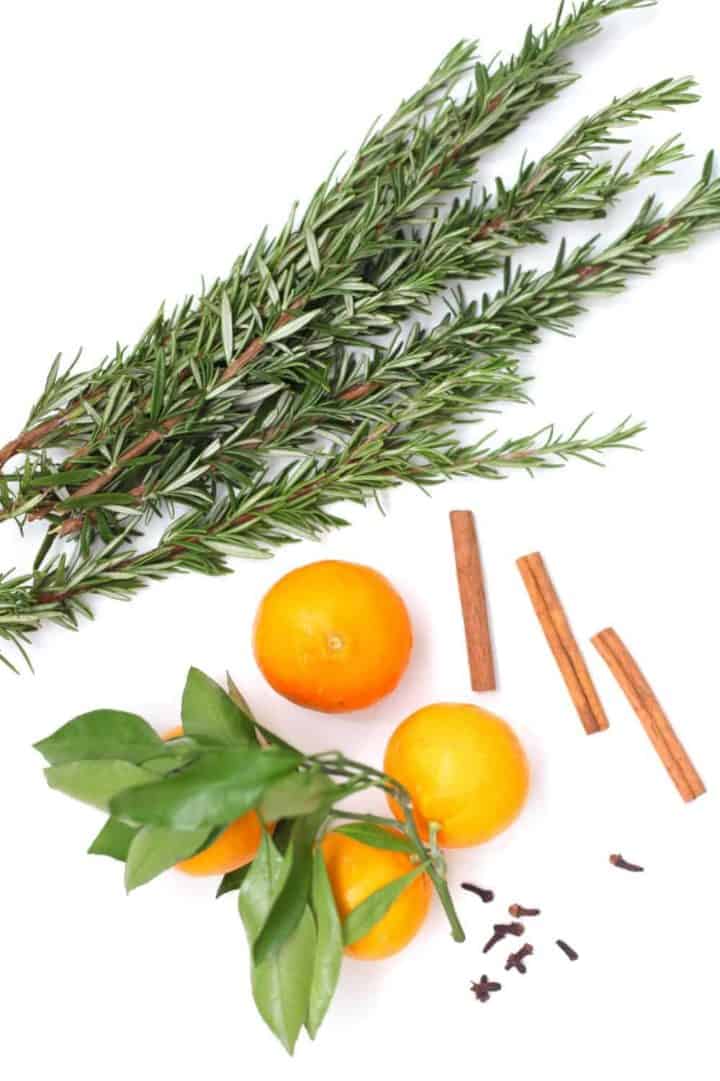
592 628 705 802
516 552 608 735
450 511 496 692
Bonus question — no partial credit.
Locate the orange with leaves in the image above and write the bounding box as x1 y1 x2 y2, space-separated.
320 829 431 960
164 725 265 875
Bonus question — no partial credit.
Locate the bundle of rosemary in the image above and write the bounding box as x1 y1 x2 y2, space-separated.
2 0 719 671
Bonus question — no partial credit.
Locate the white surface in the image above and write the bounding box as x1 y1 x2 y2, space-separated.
1 1 718 1077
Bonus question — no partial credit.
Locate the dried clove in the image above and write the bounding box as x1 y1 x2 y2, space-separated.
556 939 579 962
505 943 534 974
610 853 644 873
482 922 525 953
461 882 495 904
509 903 541 918
470 975 502 1002
482 928 505 954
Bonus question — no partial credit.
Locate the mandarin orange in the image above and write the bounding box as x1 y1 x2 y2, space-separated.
320 829 431 960
253 560 412 713
384 703 530 848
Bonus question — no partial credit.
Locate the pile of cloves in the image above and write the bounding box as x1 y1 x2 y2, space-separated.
463 885 575 1003
465 852 644 1002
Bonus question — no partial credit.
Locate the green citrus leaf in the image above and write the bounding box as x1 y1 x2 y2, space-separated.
259 769 338 821
225 673 256 720
124 824 213 891
216 863 251 898
88 817 139 861
182 667 257 747
239 832 316 1056
34 710 164 766
342 865 425 948
272 818 293 854
227 674 299 754
306 849 342 1039
109 746 300 830
334 822 415 854
140 740 201 775
45 760 157 810
253 809 326 966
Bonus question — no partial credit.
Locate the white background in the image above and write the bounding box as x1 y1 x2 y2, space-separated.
1 1 718 1077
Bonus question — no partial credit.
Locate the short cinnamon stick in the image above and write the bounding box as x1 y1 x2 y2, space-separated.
450 511 496 692
516 552 608 735
592 628 705 803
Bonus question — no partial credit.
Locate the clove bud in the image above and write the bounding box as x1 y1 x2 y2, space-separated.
505 943 534 974
470 975 502 1002
556 939 579 962
509 903 541 918
610 853 644 873
461 882 495 904
482 922 525 954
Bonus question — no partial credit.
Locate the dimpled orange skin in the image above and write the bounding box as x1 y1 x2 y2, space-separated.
163 726 265 876
320 830 431 960
384 703 530 849
253 560 413 713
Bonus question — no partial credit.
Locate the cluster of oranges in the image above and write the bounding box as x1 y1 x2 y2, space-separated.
172 560 530 960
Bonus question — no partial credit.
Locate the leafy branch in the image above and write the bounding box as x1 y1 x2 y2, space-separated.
34 667 467 1052
0 79 694 532
0 0 652 474
0 416 641 671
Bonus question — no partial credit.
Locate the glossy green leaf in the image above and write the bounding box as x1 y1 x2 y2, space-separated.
228 674 299 754
342 865 425 947
181 667 257 747
124 825 212 892
109 746 300 830
252 810 326 966
272 818 293 853
306 849 342 1039
225 673 256 720
259 769 338 821
238 833 316 1056
88 817 138 861
34 710 164 766
335 821 415 854
139 740 201 776
45 760 157 810
216 863 250 898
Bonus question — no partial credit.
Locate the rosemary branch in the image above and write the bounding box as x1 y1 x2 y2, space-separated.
0 78 694 532
0 0 651 473
3 149 720 670
0 415 642 671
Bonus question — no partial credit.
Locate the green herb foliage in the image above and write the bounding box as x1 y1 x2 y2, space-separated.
1 2 706 671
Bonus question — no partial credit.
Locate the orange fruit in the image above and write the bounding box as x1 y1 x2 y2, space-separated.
384 703 530 848
253 560 413 713
164 725 265 876
320 829 431 960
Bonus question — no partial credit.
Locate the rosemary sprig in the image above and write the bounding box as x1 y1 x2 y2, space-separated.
0 415 643 670
0 0 652 472
1 79 694 532
3 150 720 669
